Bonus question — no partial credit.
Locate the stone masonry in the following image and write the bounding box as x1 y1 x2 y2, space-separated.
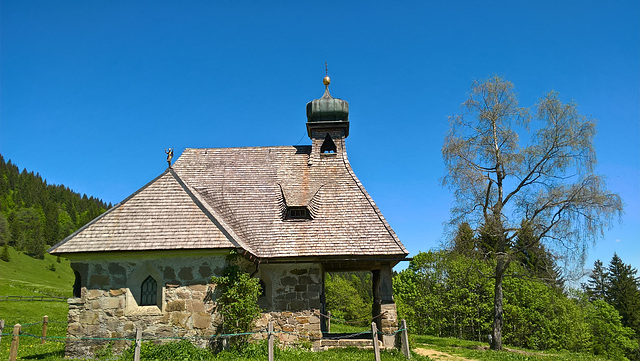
65 253 326 357
65 252 226 357
254 263 323 345
66 283 217 356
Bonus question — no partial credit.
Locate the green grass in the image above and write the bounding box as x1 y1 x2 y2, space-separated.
0 245 74 360
413 334 609 361
115 339 430 361
327 321 371 334
0 245 74 298
212 346 429 361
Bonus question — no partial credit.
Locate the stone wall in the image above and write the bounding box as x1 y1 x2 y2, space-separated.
255 263 323 344
65 253 326 357
66 283 218 356
65 252 226 357
65 254 399 356
257 263 322 311
254 310 322 344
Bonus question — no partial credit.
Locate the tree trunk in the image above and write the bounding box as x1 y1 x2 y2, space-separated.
491 256 506 351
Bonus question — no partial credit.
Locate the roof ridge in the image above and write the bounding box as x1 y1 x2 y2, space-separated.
183 145 312 151
48 168 172 254
340 151 408 255
169 169 258 257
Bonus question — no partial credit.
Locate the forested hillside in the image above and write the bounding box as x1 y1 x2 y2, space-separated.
0 154 111 259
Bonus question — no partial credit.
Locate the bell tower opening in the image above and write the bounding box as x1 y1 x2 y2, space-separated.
320 133 337 153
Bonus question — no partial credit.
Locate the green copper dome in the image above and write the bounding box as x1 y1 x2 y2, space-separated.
305 77 350 138
306 87 349 122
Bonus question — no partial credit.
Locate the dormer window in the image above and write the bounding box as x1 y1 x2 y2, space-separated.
320 133 336 153
286 206 312 220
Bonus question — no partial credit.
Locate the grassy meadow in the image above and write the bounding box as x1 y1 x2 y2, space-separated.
0 246 73 360
413 334 611 361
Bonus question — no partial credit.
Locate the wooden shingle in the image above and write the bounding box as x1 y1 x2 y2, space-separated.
50 145 408 260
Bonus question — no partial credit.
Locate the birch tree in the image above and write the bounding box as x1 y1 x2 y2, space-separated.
442 76 623 350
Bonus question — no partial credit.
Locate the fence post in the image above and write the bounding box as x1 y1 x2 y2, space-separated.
371 322 381 361
401 319 410 359
9 323 21 361
327 311 331 333
134 328 142 361
41 315 48 344
0 319 4 343
268 320 274 361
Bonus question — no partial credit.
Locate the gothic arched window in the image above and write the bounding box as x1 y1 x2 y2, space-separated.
140 276 157 306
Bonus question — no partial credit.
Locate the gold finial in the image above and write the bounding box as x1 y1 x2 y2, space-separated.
323 62 330 87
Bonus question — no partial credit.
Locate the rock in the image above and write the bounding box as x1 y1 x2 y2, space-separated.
109 288 125 296
192 312 211 329
87 290 103 300
166 300 186 312
170 312 189 327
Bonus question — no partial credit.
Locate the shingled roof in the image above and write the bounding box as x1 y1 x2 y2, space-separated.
173 145 407 258
48 169 247 254
49 145 407 259
49 79 408 261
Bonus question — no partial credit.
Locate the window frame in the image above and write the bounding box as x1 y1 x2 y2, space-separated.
140 275 158 306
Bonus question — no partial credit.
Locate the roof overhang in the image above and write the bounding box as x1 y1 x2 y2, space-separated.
255 254 409 271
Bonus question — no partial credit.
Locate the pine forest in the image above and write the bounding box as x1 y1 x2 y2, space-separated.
0 154 111 260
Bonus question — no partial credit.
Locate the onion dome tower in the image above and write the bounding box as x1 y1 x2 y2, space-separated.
306 75 350 157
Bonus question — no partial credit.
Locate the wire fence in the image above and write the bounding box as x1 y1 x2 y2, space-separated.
0 327 406 342
1 316 411 361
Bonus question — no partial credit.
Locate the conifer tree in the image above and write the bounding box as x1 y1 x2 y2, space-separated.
0 213 11 245
0 154 111 259
606 254 640 335
451 222 476 255
514 220 564 289
0 243 9 262
584 259 608 302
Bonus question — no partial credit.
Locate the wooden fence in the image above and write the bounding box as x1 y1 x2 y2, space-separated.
1 317 411 361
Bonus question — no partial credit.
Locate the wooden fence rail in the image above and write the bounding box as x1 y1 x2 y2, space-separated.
1 316 411 360
0 295 67 302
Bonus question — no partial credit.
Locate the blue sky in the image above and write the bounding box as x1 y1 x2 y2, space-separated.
1 1 638 277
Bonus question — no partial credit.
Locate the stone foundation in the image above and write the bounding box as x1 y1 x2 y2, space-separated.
380 303 399 348
254 309 322 344
66 283 219 356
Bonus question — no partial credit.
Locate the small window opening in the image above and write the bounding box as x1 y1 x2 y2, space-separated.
140 276 157 306
73 271 82 298
320 133 337 153
286 206 312 220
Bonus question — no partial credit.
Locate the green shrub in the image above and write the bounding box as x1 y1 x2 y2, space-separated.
211 251 262 350
120 339 213 361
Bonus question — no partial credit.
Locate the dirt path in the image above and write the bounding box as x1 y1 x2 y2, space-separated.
414 345 557 360
413 347 475 360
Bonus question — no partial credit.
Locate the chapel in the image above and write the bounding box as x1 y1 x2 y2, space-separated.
48 75 409 357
